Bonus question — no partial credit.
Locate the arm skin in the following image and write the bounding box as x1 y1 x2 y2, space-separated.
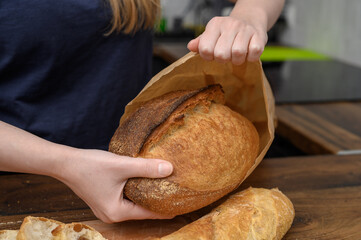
188 0 285 65
0 121 174 223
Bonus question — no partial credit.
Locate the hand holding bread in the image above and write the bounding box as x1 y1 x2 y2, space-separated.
109 84 259 215
106 84 294 238
55 149 174 223
1 85 293 239
2 82 289 239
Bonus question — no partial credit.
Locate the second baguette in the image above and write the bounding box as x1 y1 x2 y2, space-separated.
158 187 295 240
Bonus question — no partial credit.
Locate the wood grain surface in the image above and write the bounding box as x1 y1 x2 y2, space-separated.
1 154 361 239
0 173 95 229
276 102 361 155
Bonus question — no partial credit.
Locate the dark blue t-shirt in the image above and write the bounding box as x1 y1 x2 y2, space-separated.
0 0 153 150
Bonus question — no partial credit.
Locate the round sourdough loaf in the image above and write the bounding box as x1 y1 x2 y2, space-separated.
109 84 259 215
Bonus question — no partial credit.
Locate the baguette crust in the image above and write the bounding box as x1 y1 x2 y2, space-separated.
158 188 295 240
109 85 260 215
17 217 63 240
62 223 106 240
16 216 107 240
0 230 18 240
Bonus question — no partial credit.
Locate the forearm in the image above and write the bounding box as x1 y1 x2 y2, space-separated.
230 0 285 31
0 120 174 222
0 120 72 179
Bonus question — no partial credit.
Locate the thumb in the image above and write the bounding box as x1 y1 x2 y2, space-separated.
119 156 173 179
187 36 201 52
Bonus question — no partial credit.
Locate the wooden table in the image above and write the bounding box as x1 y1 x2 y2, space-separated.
1 154 361 239
276 102 361 155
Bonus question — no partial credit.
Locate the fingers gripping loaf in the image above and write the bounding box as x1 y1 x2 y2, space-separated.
109 84 260 215
158 188 295 240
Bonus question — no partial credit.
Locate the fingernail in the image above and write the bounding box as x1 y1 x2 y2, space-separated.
158 163 173 176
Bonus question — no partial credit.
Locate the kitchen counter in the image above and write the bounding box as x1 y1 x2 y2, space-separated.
1 154 361 239
2 42 361 239
277 102 361 155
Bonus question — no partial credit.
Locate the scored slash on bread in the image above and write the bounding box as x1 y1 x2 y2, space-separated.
109 84 260 215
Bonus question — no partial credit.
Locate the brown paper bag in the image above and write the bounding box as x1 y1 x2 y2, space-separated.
119 52 275 180
86 53 276 239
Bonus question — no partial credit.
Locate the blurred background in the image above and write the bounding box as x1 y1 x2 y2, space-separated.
153 0 361 158
155 0 361 68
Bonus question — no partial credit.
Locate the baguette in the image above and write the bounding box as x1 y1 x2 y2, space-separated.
158 187 295 240
16 216 107 240
17 217 63 240
62 223 106 240
0 230 18 240
109 84 260 215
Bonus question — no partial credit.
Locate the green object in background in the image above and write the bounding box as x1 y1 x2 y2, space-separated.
260 46 330 61
156 18 167 33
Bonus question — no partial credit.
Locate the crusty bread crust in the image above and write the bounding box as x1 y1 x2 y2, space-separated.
109 85 224 157
158 188 295 240
16 216 107 240
16 216 63 240
109 85 260 215
0 230 18 240
62 223 106 240
108 88 204 157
